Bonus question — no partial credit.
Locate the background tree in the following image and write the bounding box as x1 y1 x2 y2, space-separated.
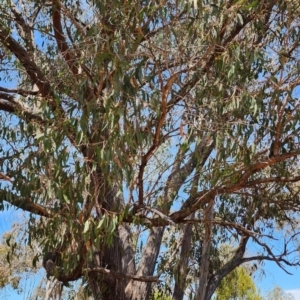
1 0 300 300
266 286 295 300
214 266 262 300
0 220 90 300
0 223 40 294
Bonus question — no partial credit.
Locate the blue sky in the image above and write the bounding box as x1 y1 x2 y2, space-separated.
258 261 300 299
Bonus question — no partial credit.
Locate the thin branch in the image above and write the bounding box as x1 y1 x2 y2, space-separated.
245 175 300 186
0 172 13 183
182 218 276 239
143 206 176 225
250 234 300 274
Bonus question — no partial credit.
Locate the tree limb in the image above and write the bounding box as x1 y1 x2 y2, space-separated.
171 150 300 222
0 190 50 217
52 0 78 75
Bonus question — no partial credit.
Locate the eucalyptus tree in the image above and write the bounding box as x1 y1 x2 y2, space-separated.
1 0 300 300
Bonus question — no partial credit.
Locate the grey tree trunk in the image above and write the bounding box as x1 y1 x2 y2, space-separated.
125 227 164 300
196 199 214 300
88 142 214 299
87 182 132 300
172 213 194 300
88 234 128 300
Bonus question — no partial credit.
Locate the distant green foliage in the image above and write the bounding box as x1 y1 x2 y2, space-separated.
151 291 172 300
214 267 262 300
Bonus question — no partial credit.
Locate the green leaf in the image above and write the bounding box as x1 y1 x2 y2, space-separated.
83 220 90 234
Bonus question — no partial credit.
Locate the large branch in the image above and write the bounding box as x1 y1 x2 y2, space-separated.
0 190 50 217
0 92 45 123
125 139 214 297
52 0 78 75
172 213 194 300
205 235 249 300
0 28 51 97
0 86 39 96
0 22 70 123
0 34 84 155
125 226 164 299
124 149 300 227
9 0 35 55
171 150 300 222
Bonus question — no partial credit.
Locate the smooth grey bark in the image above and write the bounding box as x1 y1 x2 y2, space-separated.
119 223 136 276
125 141 214 300
124 144 203 299
196 199 214 300
172 213 195 300
125 227 164 300
88 232 128 300
172 148 212 300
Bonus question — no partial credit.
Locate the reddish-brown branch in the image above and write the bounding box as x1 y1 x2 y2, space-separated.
52 0 78 75
245 175 300 186
137 74 177 207
170 150 300 222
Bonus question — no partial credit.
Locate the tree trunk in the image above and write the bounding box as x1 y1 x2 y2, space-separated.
87 185 132 300
172 213 194 300
196 199 214 300
88 235 128 300
125 227 164 300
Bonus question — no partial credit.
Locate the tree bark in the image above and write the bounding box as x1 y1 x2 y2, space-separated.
87 184 132 300
88 235 127 300
196 199 214 300
172 213 194 300
125 227 164 300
